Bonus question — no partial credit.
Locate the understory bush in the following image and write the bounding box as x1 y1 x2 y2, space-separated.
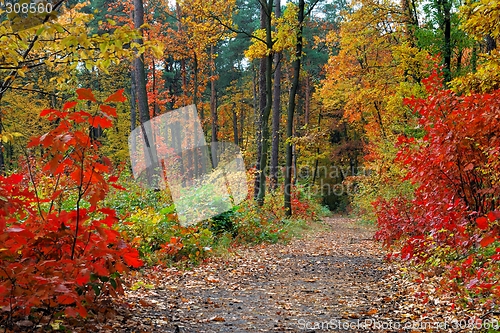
0 90 142 330
374 72 500 303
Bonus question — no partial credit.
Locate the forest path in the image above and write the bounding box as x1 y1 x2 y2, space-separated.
102 217 460 333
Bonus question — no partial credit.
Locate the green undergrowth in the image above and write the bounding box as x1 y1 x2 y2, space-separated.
103 174 330 267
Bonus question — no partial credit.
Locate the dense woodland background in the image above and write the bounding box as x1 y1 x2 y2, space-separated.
0 0 500 330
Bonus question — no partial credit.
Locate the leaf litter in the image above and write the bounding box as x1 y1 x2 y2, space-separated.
88 217 499 332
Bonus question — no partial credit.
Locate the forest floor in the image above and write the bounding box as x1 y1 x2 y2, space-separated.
92 217 495 333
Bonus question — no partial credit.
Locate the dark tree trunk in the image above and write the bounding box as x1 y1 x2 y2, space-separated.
131 66 137 132
485 35 497 53
304 73 310 125
133 0 150 126
210 45 219 168
256 0 274 206
284 0 305 216
133 0 156 184
232 103 239 145
311 113 322 185
193 52 199 106
437 0 452 83
270 0 282 191
254 5 268 199
152 58 160 117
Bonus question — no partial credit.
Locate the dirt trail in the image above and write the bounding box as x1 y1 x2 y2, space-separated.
99 217 471 333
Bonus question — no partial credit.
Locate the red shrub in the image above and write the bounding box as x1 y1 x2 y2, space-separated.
374 72 500 297
0 89 142 328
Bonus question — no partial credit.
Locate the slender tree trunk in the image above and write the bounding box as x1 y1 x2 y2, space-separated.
254 5 267 199
133 0 156 184
131 66 137 132
239 103 245 146
270 0 282 191
304 73 310 125
485 35 497 53
471 43 478 72
133 0 150 125
130 65 138 170
210 45 219 168
438 0 452 83
232 103 239 145
312 113 322 185
152 58 160 117
193 52 199 106
284 0 305 216
256 0 274 206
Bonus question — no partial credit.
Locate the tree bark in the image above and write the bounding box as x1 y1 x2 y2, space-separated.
210 45 219 168
256 0 274 206
270 0 282 191
133 0 150 125
437 0 452 83
253 5 267 199
284 0 305 216
133 0 156 185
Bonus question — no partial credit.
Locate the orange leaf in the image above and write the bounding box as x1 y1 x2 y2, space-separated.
100 105 117 117
105 89 126 103
76 88 97 102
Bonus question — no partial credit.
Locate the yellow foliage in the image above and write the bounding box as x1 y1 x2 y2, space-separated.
244 2 300 60
452 0 500 93
460 0 500 40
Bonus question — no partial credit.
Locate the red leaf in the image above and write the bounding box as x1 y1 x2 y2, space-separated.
76 88 97 102
100 105 117 117
64 307 79 318
63 101 78 110
476 217 489 230
105 89 126 103
27 137 40 148
487 211 500 222
57 294 76 305
92 262 109 276
92 116 113 129
39 108 57 117
480 235 496 247
111 183 127 191
122 250 143 268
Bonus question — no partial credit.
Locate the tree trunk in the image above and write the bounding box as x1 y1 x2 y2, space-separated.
438 0 452 83
254 5 267 199
304 73 310 125
210 45 219 168
270 0 282 191
133 0 156 185
193 52 199 106
485 35 497 53
312 113 322 185
256 0 274 206
152 58 160 117
284 0 305 216
232 103 239 145
133 0 150 125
